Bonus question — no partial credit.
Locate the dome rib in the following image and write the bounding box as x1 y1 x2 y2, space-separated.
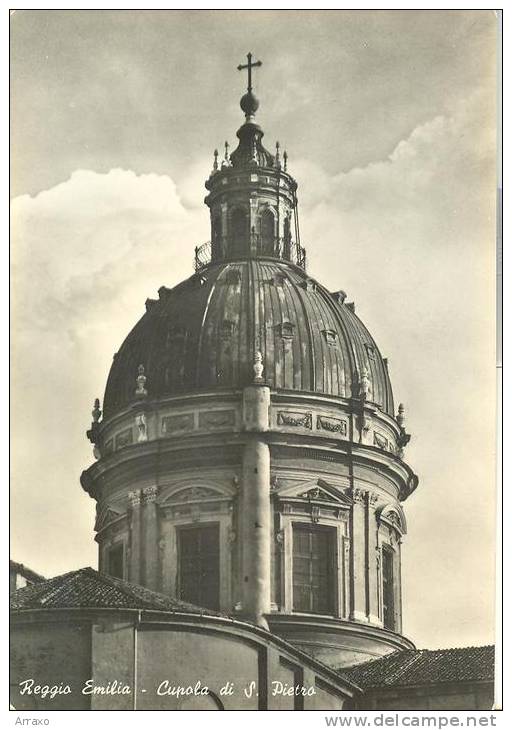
102 259 395 419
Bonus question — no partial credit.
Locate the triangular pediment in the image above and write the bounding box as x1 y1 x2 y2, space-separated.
94 506 125 532
273 477 352 506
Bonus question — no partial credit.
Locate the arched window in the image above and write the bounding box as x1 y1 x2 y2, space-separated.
260 208 275 255
230 208 248 256
283 215 292 258
212 215 222 259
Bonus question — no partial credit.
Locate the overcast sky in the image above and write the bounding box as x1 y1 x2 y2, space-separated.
11 9 497 650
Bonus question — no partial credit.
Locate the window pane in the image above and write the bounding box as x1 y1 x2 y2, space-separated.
178 524 220 611
382 547 395 630
108 545 124 579
292 525 335 615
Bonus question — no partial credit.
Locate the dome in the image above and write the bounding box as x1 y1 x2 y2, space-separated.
103 258 394 419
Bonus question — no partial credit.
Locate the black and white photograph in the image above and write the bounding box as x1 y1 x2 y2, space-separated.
9 8 501 715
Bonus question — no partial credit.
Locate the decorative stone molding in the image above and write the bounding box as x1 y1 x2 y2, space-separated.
276 529 285 550
277 410 312 429
169 486 226 503
300 486 332 502
310 505 320 524
359 368 372 400
253 350 264 382
316 414 347 435
135 364 148 398
377 503 408 536
143 485 158 503
128 489 142 508
115 428 133 450
322 329 338 347
135 413 148 442
368 492 379 507
162 413 194 435
373 431 388 451
94 506 125 533
352 488 367 504
198 410 236 429
361 415 372 435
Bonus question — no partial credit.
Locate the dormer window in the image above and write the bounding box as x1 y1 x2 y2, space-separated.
331 290 347 305
322 329 338 347
273 273 286 287
365 343 376 360
300 279 317 292
276 321 295 340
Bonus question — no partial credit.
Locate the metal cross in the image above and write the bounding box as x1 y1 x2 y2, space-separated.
237 52 262 93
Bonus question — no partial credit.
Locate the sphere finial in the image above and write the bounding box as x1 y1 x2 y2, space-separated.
237 52 262 121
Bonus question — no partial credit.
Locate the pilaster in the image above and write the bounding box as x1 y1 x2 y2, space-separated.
350 488 367 621
128 489 142 585
143 486 159 590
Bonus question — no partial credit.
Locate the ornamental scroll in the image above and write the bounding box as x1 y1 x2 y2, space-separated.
316 415 347 435
277 411 312 429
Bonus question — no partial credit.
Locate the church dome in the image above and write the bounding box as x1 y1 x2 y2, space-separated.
103 257 394 419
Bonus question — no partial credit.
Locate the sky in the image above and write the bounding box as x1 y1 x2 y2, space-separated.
10 9 498 650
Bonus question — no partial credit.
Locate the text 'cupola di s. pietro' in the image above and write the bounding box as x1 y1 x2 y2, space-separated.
81 53 419 670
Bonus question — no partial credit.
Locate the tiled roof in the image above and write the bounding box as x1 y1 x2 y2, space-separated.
10 567 223 617
344 646 495 690
10 559 45 584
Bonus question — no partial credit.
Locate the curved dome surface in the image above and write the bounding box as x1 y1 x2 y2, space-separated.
103 259 394 419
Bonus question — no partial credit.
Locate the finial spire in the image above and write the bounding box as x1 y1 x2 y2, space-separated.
212 148 219 172
237 52 262 93
238 52 262 121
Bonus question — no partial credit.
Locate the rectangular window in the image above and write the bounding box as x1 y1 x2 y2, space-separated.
292 524 336 615
382 546 395 630
178 524 220 611
108 544 124 580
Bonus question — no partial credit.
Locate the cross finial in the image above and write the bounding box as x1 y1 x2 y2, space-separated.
237 52 262 93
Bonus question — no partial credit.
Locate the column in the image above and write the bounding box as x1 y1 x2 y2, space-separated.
240 383 271 629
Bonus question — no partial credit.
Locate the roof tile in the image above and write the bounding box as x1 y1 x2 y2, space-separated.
343 646 495 689
10 567 223 617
